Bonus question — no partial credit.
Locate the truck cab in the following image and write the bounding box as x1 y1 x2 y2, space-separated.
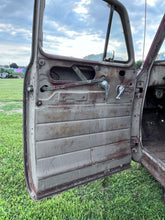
23 0 165 201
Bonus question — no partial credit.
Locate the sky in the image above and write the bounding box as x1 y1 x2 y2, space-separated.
0 0 164 66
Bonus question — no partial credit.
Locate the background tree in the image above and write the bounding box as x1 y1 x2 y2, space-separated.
136 60 143 70
0 68 14 76
10 63 18 68
5 69 14 76
0 68 4 73
4 65 9 68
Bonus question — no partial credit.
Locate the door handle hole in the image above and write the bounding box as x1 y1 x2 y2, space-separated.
40 85 48 92
119 70 125 77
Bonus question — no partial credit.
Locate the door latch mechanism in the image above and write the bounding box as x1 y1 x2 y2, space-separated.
100 80 109 101
116 85 125 100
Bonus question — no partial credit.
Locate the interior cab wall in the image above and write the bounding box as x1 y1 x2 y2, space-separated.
142 62 165 146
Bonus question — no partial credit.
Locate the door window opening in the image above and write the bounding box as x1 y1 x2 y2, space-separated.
42 0 128 62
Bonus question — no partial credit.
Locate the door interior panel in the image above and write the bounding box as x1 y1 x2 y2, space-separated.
27 57 136 199
24 0 136 201
38 59 135 105
37 154 131 194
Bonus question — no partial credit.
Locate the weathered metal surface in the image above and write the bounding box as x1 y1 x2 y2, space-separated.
36 117 130 141
138 15 165 203
148 65 165 86
30 67 134 201
41 76 105 91
36 129 130 159
36 104 131 123
37 141 131 179
37 55 136 101
37 163 131 200
141 149 165 188
23 0 136 201
34 56 135 198
131 14 165 163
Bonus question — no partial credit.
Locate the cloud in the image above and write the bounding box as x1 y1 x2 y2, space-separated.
121 0 164 61
0 43 31 66
0 0 164 65
0 23 32 40
132 0 160 7
43 32 105 58
73 0 91 14
147 0 159 7
0 0 33 66
73 0 91 21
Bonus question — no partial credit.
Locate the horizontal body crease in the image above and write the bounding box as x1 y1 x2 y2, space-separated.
37 140 130 161
36 127 130 142
36 115 131 126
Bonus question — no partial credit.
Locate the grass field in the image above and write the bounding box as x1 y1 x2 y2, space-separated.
0 79 165 219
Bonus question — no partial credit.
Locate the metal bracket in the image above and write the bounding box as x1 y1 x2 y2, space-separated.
40 76 105 92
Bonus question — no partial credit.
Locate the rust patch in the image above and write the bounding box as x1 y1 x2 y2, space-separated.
36 163 131 200
142 151 165 188
63 106 71 110
119 75 125 83
110 109 117 116
106 146 130 161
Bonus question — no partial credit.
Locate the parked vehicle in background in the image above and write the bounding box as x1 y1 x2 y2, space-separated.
0 73 8 78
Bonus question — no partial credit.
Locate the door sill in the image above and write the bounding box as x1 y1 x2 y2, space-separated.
141 141 165 188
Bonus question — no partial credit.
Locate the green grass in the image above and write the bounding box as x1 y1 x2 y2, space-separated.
0 79 165 219
0 79 23 102
1 103 22 112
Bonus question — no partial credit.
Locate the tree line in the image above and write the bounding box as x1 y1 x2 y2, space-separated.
0 63 26 69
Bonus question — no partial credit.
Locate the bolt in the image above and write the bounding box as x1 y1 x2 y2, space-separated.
36 100 42 106
132 148 138 153
39 59 45 66
27 85 33 92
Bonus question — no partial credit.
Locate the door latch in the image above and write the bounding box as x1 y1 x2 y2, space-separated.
100 80 109 101
116 85 125 100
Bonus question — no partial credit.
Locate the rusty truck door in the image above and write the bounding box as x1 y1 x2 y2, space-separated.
23 0 136 200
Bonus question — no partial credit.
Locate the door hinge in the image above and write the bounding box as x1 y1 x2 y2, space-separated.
135 81 144 98
131 137 139 151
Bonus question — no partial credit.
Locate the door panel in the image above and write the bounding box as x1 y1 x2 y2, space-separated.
24 59 135 200
36 117 130 141
37 141 130 179
36 104 131 123
37 153 131 194
23 0 136 200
